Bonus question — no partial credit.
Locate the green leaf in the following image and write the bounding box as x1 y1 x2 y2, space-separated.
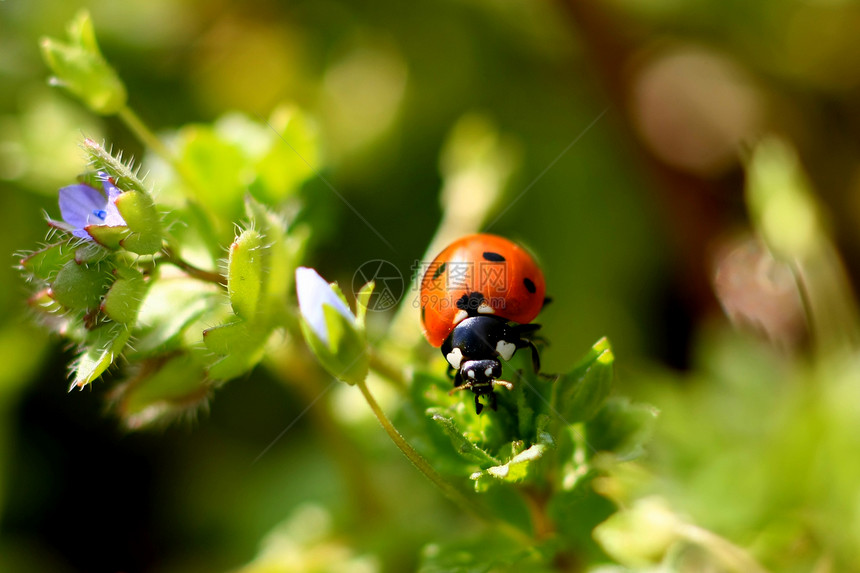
74 241 111 264
227 229 264 319
71 322 131 388
471 442 552 492
419 534 553 573
252 104 319 203
297 304 368 385
552 337 614 424
203 319 269 380
746 138 821 260
130 278 223 358
113 353 209 429
430 412 502 467
18 242 73 282
50 259 112 310
115 190 163 255
586 397 658 460
82 138 148 194
100 268 148 324
177 125 247 223
244 196 293 312
592 497 680 568
40 10 127 115
85 224 130 250
354 280 375 327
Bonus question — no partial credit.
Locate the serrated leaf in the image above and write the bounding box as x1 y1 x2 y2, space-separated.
71 322 130 388
471 442 550 492
227 229 264 319
586 397 658 460
553 337 614 424
430 413 501 467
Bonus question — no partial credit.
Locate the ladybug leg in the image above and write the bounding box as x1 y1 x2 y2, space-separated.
514 323 542 337
489 391 498 411
512 334 541 373
516 338 541 373
475 394 484 415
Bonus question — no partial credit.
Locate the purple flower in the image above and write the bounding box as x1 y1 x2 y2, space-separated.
58 174 126 240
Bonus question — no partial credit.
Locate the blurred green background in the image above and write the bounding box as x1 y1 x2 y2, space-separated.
3 0 860 571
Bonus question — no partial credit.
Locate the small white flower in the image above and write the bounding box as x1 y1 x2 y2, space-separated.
295 266 355 346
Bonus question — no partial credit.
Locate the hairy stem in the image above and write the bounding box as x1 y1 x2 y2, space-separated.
159 246 225 285
356 378 533 545
117 106 178 169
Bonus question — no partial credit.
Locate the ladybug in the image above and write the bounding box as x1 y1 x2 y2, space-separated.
419 233 547 414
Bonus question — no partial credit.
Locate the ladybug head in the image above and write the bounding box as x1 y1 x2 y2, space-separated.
459 358 502 389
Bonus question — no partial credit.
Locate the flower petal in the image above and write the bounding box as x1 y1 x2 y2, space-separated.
295 267 355 345
99 177 127 227
58 184 106 229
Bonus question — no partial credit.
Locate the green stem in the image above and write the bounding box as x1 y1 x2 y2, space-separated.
160 246 225 285
117 106 177 168
117 105 206 203
356 378 533 546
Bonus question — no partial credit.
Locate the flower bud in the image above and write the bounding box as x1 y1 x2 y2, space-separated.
295 267 369 385
40 10 127 115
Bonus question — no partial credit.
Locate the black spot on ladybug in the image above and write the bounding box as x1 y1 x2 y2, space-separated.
523 278 537 293
482 251 505 262
457 292 485 311
433 262 447 280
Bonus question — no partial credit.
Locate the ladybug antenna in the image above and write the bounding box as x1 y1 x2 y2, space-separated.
449 381 474 395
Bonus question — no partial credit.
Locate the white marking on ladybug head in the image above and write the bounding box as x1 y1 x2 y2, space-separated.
467 369 475 379
446 347 464 369
477 302 495 314
484 366 494 378
453 309 469 325
496 340 516 361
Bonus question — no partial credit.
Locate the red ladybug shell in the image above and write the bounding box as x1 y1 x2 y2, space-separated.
419 233 546 347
